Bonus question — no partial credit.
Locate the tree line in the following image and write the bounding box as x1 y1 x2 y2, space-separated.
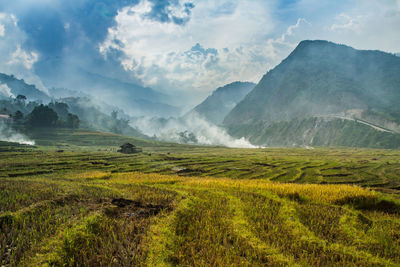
1 95 80 129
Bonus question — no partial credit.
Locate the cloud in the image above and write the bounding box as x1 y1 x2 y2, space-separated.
0 24 4 37
144 0 195 25
0 13 48 93
330 13 361 32
8 45 38 69
280 0 400 52
100 0 276 102
0 0 145 91
0 84 14 98
324 2 400 52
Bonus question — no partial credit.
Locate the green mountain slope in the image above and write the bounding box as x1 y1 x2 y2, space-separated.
229 117 400 149
189 81 255 124
224 40 400 148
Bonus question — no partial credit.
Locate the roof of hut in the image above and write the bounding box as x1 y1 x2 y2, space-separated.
120 143 135 148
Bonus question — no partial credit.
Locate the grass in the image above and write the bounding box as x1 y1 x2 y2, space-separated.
1 135 400 266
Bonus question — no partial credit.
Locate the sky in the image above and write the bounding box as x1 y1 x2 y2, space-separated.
0 0 399 105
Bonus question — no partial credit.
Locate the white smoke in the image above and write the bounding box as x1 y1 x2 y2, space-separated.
133 112 257 148
0 83 14 98
0 121 35 145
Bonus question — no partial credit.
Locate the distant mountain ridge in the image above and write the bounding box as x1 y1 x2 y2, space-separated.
61 70 180 117
189 81 255 124
35 62 180 117
0 73 50 102
223 40 400 148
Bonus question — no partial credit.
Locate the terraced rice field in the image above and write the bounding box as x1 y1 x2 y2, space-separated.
1 143 400 266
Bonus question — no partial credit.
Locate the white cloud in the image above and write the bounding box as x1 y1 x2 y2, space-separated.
100 0 276 101
324 2 400 52
0 24 4 37
330 13 361 32
8 45 38 69
0 13 48 94
0 83 14 98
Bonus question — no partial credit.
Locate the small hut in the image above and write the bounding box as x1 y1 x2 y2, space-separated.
117 143 142 154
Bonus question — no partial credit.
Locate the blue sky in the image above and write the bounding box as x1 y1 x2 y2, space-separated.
0 0 399 103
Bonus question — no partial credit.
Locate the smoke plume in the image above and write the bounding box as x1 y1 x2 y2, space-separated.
0 121 35 145
133 113 256 148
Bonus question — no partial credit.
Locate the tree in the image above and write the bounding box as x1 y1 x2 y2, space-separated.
66 113 80 129
27 104 58 127
0 107 8 114
15 95 27 106
111 110 118 120
16 95 27 101
13 110 24 123
49 102 69 119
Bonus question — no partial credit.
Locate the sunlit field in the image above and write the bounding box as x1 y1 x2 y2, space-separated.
1 135 400 266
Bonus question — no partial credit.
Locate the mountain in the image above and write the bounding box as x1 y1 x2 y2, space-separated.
38 67 180 117
58 97 146 138
224 40 400 148
74 71 180 117
0 73 50 102
189 81 255 124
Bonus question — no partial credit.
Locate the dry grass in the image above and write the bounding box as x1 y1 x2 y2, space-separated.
1 146 400 266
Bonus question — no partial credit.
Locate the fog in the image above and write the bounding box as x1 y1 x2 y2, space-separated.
0 84 14 98
0 121 35 145
132 112 256 148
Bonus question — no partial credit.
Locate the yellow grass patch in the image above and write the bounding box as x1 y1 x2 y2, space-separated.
182 178 377 204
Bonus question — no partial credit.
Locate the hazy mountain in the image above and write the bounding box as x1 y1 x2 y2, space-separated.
189 81 255 125
59 97 146 138
40 69 180 117
0 73 50 102
48 87 89 99
224 40 400 148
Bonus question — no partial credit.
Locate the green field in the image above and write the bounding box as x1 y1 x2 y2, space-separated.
1 130 400 266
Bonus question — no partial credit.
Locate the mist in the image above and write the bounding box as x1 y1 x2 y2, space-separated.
0 121 34 145
0 84 14 98
132 113 256 148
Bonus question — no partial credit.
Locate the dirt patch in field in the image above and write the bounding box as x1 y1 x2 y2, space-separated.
176 168 206 176
254 163 277 167
322 173 351 177
105 198 172 219
7 170 53 177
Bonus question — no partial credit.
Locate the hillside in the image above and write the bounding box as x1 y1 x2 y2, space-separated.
224 40 400 147
231 117 400 148
57 97 147 139
189 82 255 124
39 68 180 117
0 73 50 102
